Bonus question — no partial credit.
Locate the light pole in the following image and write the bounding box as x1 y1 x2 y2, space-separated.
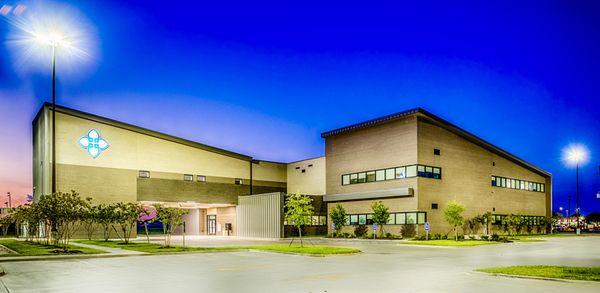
563 144 589 235
33 32 69 194
6 192 11 209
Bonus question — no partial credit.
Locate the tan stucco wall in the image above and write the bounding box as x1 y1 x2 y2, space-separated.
417 118 550 234
287 157 326 195
325 116 418 195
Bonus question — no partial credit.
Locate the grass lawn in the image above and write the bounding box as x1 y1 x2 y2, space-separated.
477 266 600 281
0 239 106 256
77 240 360 255
400 239 500 246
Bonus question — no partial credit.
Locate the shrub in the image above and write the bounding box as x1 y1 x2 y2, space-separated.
354 225 368 238
432 233 442 240
414 234 427 240
491 233 500 241
385 232 393 239
401 224 416 238
481 235 489 241
341 232 351 238
329 204 347 236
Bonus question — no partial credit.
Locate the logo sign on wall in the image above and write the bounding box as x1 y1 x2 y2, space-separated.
78 129 109 158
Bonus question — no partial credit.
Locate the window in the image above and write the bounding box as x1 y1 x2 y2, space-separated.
235 178 243 185
434 148 441 155
295 166 300 170
308 164 313 167
350 215 358 225
491 175 545 193
431 203 438 209
358 214 367 225
432 167 441 179
376 170 385 181
366 171 376 182
417 212 426 224
341 164 441 186
197 175 206 182
406 212 417 224
394 214 405 225
395 167 406 179
358 172 366 183
301 169 306 173
385 168 395 180
342 175 350 185
139 170 150 178
183 174 193 181
417 165 426 177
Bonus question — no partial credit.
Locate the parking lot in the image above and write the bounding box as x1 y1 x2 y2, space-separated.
1 236 599 292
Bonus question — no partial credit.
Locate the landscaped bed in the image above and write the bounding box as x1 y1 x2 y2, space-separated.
77 240 360 255
0 239 106 256
476 265 600 282
399 239 501 246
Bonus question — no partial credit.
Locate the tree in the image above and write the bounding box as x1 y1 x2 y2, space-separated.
329 204 347 237
284 193 314 247
480 212 493 235
138 205 157 243
586 212 600 224
156 205 188 247
96 204 117 241
112 202 139 244
81 198 97 240
443 200 465 241
37 191 88 249
502 214 521 236
371 201 390 238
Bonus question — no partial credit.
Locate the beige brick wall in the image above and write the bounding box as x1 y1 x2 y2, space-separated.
417 118 550 234
287 157 326 195
325 116 418 195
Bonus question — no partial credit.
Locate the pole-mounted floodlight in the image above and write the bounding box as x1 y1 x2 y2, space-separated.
562 144 590 234
6 2 96 195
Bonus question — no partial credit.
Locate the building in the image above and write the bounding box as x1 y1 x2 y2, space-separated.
32 104 551 237
321 108 551 235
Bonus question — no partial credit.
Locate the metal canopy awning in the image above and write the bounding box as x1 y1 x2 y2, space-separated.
323 187 414 202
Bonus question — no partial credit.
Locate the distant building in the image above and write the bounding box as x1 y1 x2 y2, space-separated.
32 104 551 237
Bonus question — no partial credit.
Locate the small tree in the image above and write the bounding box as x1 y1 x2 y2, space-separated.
329 204 347 237
481 212 493 235
96 204 117 241
284 193 314 247
156 205 188 247
443 200 465 241
371 201 390 238
503 214 521 236
81 198 97 240
113 202 140 244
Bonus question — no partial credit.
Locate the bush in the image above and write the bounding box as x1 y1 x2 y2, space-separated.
401 224 416 238
432 233 442 240
491 233 500 241
414 234 427 240
385 232 394 239
354 225 368 238
481 235 489 241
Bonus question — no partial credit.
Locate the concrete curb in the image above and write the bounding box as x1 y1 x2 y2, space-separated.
472 271 600 284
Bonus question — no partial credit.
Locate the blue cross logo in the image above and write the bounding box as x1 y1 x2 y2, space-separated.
78 129 109 158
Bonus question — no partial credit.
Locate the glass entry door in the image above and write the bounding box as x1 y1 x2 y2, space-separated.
207 215 217 235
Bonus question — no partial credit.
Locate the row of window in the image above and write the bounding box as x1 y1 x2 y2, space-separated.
491 176 545 193
284 215 327 226
346 212 427 225
492 214 546 225
138 171 244 185
342 164 442 185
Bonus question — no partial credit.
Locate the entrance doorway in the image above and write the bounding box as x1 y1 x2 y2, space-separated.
207 215 217 235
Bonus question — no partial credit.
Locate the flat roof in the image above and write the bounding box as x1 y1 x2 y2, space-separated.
321 107 551 177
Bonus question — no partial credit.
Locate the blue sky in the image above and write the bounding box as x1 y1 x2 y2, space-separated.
0 0 599 213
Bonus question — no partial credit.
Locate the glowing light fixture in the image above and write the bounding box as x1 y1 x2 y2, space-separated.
562 143 590 167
